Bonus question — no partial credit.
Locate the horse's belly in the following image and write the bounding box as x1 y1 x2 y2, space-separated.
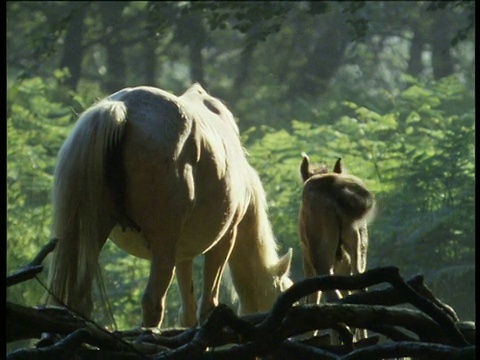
109 209 234 262
176 199 239 261
175 219 231 261
109 225 151 260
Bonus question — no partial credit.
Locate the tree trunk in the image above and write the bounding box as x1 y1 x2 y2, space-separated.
175 13 206 87
430 10 454 79
233 40 255 95
99 2 127 93
407 26 424 77
59 2 87 90
188 16 206 87
292 16 349 97
142 39 157 86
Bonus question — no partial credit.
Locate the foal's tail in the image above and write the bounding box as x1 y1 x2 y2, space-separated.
331 175 375 274
46 99 127 318
331 175 376 224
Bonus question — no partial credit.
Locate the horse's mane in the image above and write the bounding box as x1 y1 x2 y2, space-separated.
247 166 280 256
309 163 329 175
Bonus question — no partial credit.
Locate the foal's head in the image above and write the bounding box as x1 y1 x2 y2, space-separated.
300 152 342 181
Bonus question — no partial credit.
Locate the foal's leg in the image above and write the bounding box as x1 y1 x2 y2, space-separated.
198 227 236 324
302 247 321 305
302 232 339 342
355 224 369 274
309 217 344 345
311 232 341 304
333 247 352 299
341 225 369 341
176 259 197 327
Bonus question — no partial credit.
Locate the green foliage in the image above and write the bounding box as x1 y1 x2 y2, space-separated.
183 2 292 35
7 75 73 305
242 75 474 319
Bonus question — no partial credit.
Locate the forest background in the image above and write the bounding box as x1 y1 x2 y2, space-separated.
7 1 475 351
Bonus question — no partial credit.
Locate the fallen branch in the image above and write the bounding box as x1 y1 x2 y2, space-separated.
7 238 57 287
254 266 469 347
6 302 86 343
339 274 459 322
6 239 475 359
340 342 475 360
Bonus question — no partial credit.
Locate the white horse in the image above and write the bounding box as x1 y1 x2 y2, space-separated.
47 83 293 328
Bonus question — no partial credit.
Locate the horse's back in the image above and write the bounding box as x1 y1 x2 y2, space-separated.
110 84 242 167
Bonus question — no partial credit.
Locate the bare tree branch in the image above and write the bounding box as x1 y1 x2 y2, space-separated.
7 238 57 287
6 240 475 359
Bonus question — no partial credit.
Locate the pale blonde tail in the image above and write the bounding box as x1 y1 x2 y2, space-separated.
47 99 127 317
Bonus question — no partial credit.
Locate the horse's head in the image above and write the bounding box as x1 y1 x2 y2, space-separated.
270 248 294 292
230 246 293 316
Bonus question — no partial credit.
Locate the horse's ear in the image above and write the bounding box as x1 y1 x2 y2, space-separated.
300 153 311 182
271 248 292 277
333 158 343 174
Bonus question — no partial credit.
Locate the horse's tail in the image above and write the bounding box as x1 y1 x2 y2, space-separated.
46 99 127 318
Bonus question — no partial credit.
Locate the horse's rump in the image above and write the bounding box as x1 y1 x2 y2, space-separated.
101 85 248 259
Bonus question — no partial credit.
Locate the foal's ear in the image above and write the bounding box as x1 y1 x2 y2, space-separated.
272 248 293 277
300 153 311 182
333 158 343 174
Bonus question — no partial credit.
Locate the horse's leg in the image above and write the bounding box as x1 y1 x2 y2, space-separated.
176 259 197 327
141 228 177 328
198 226 236 324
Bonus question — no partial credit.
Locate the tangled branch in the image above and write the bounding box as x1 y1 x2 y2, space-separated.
6 240 476 359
